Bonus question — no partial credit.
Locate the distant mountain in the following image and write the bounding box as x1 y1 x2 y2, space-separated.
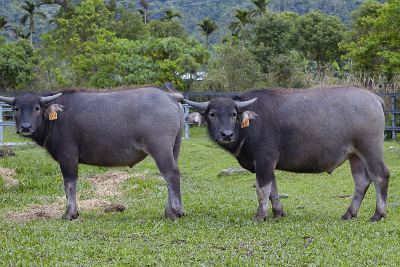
0 0 387 46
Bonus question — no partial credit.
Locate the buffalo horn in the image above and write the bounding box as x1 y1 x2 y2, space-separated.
235 98 258 111
40 93 62 105
183 99 210 111
0 96 15 105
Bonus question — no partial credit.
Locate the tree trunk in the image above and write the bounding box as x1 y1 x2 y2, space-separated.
54 0 68 12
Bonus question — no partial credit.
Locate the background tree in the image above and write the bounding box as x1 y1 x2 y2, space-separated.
114 12 149 41
0 37 37 91
342 0 400 81
199 41 263 92
292 11 346 79
139 0 151 24
19 0 47 45
0 16 11 35
10 24 32 40
147 20 188 40
340 0 384 76
249 0 271 19
161 9 182 22
228 9 254 52
252 11 298 72
196 17 220 49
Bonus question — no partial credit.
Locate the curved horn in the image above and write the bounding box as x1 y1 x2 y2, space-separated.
183 99 210 111
235 98 258 111
40 93 62 105
0 96 15 105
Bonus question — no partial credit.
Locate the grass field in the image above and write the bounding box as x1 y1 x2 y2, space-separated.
0 126 400 266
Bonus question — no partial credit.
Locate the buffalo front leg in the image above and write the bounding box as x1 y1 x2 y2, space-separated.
59 156 79 220
254 162 278 221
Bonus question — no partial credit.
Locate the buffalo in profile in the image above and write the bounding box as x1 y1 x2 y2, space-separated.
184 85 390 222
0 85 185 220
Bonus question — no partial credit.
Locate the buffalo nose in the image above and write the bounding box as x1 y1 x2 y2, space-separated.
221 130 234 140
21 123 32 132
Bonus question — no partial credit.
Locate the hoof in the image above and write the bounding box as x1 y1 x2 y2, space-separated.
163 210 185 220
368 214 385 222
61 211 79 220
272 211 285 219
253 215 267 222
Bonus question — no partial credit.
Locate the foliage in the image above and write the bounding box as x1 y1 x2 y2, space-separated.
228 8 255 52
14 38 34 57
160 9 182 22
89 37 209 89
147 20 188 40
113 12 149 41
341 0 400 80
249 0 271 19
252 11 298 72
196 17 220 49
199 42 264 92
19 0 47 45
291 11 347 79
0 37 37 90
0 126 400 265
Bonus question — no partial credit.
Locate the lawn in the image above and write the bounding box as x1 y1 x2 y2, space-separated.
0 126 399 266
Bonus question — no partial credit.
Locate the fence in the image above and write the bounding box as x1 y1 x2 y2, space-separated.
1 91 400 144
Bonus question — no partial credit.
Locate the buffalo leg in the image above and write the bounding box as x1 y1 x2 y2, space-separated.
342 155 371 220
149 146 183 220
59 155 79 220
356 147 390 222
254 160 280 221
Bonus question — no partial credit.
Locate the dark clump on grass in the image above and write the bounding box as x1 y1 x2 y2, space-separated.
0 147 17 157
103 203 126 213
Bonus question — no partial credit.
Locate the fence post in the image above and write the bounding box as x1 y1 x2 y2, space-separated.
0 105 3 144
184 104 190 139
392 95 397 139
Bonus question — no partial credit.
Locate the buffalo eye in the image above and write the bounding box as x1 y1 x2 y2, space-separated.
34 105 41 112
231 112 237 119
209 112 216 118
14 106 20 113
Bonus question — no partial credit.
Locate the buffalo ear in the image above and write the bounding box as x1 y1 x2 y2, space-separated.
186 112 205 126
44 104 65 118
241 111 258 124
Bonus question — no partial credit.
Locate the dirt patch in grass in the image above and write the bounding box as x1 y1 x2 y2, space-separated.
0 167 18 188
4 170 134 222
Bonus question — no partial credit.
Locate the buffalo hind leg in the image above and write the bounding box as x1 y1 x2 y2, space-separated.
269 178 285 219
59 155 79 220
150 146 183 220
342 155 371 220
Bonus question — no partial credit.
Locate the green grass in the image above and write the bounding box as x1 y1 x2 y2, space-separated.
1 126 400 266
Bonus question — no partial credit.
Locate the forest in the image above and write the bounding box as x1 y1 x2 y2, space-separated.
0 0 398 93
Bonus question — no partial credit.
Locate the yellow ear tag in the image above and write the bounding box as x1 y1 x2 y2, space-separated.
241 119 250 128
49 110 57 121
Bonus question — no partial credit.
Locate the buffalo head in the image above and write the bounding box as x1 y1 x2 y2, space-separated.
184 97 258 145
0 93 64 137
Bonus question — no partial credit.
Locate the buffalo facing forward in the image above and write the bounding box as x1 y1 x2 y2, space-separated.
185 85 390 222
0 86 185 220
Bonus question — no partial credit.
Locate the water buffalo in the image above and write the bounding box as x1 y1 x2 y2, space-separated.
0 85 185 220
184 85 390 222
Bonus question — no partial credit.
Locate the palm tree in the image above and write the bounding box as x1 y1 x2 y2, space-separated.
10 25 31 40
196 18 220 49
228 9 254 52
249 0 271 19
19 0 47 45
161 9 183 21
137 9 153 24
0 16 11 35
139 0 151 24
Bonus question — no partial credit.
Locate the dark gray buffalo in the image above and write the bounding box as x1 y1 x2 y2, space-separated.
0 86 185 220
184 85 390 222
